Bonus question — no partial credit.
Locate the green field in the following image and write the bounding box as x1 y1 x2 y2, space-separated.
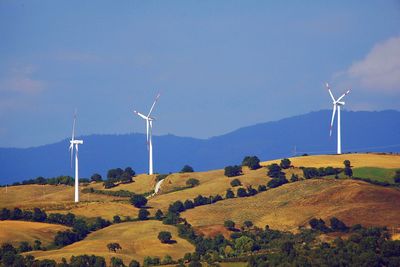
352 167 398 184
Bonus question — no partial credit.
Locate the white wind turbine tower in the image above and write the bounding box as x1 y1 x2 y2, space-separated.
133 93 161 175
326 83 351 154
69 111 83 203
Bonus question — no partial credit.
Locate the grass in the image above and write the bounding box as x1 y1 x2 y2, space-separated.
27 220 195 264
90 174 157 194
0 184 123 210
181 178 400 232
352 167 398 184
147 167 271 213
0 221 69 246
263 153 400 169
47 201 139 221
2 152 400 262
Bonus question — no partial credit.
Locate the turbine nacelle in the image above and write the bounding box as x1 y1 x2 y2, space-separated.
70 140 84 145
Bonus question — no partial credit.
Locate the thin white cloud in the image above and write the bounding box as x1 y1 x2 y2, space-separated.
0 64 46 94
346 36 400 92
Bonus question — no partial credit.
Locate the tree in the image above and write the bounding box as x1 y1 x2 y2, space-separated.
90 173 103 182
226 189 235 198
242 156 261 170
124 167 135 177
290 174 299 182
235 236 254 253
120 172 133 184
143 257 160 267
11 208 23 220
267 177 288 188
343 160 351 168
130 195 148 208
181 165 194 173
129 259 140 267
0 208 11 220
267 164 285 178
188 261 202 267
258 185 267 192
33 240 42 250
103 180 116 189
280 158 291 169
113 215 121 223
247 186 257 196
107 243 122 253
155 209 164 220
237 188 247 197
162 212 179 225
309 218 330 233
393 170 400 184
230 178 241 187
344 166 353 177
243 220 253 229
169 200 185 213
162 255 174 265
224 165 242 177
330 217 348 232
281 241 295 256
158 231 172 243
138 209 150 220
186 178 200 187
224 220 235 230
110 257 125 267
73 219 89 239
184 200 195 210
107 168 124 180
32 208 47 222
18 241 32 253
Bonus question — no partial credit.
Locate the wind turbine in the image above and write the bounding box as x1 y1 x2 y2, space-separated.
133 93 161 175
325 83 351 154
69 110 83 203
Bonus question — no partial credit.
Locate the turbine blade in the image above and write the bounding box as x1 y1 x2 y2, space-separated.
147 92 161 117
325 83 336 102
69 143 74 168
330 104 337 137
71 109 77 141
336 89 351 102
146 119 150 150
133 110 148 120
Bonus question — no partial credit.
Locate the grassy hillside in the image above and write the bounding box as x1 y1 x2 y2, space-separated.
0 184 124 210
263 153 400 168
2 152 400 264
148 167 271 212
90 174 156 194
0 221 69 246
46 201 138 221
352 167 398 184
182 179 400 232
28 220 194 264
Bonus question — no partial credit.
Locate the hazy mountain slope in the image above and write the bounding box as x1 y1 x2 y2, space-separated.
0 110 399 183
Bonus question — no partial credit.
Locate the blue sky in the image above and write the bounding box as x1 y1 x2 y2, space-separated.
0 1 399 147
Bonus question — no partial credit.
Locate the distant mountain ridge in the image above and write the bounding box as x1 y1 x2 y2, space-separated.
0 110 399 184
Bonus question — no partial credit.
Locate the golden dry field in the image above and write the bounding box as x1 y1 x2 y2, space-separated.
0 184 123 210
27 220 194 264
90 174 156 194
1 152 400 265
263 153 400 168
0 221 69 246
46 201 138 221
182 179 400 232
148 167 271 212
